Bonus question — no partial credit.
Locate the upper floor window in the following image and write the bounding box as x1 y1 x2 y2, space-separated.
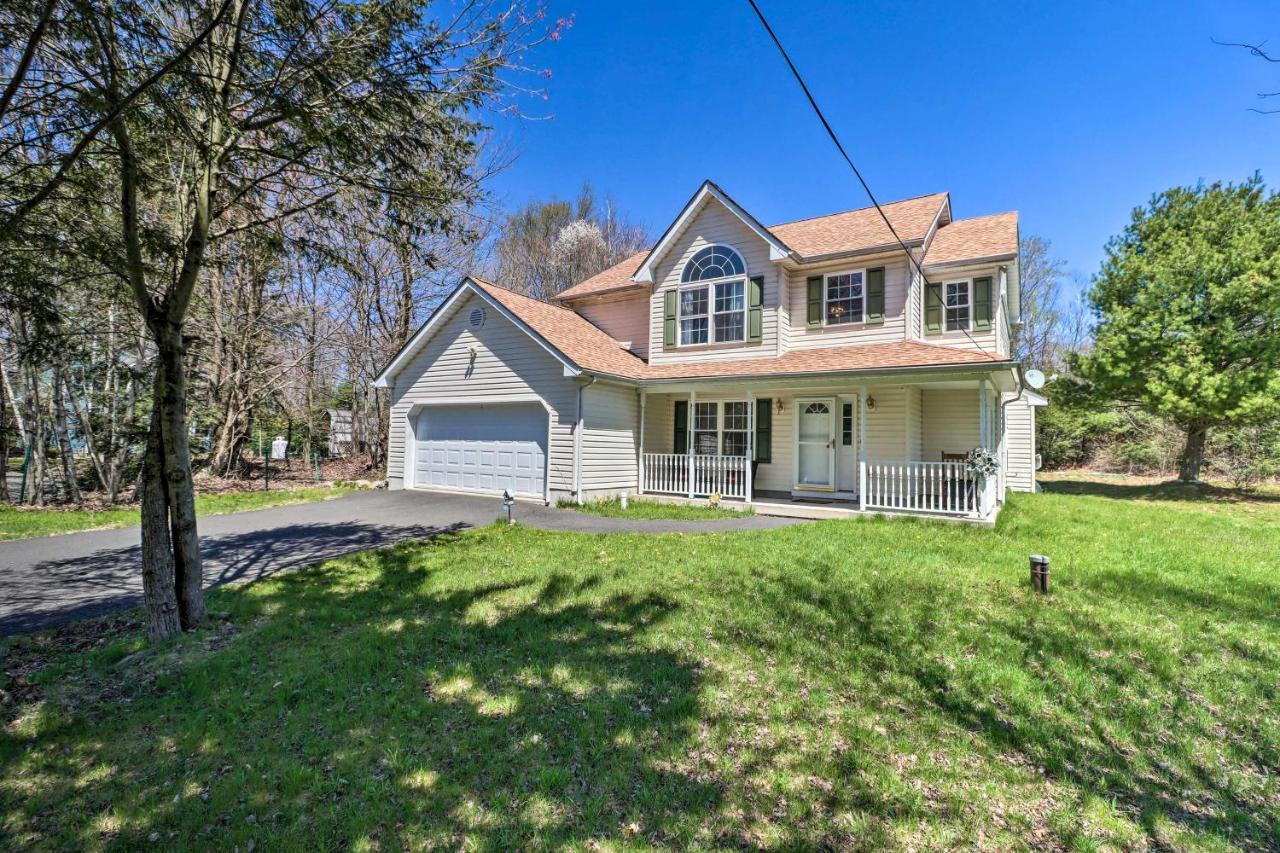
679 245 746 345
945 281 970 331
825 271 864 325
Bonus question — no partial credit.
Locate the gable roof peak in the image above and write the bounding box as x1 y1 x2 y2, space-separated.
632 180 793 284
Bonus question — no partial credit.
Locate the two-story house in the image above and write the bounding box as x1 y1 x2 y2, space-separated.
374 181 1047 522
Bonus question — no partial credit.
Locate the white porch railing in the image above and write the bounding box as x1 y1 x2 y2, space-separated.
640 453 749 500
864 460 989 517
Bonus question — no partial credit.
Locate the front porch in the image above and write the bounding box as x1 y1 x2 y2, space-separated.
635 375 1008 522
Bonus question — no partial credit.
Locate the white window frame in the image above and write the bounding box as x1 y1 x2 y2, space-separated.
690 400 751 456
823 268 866 327
720 400 750 457
944 279 972 332
678 284 710 346
678 279 747 346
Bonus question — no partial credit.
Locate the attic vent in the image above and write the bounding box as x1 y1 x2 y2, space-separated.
469 307 485 328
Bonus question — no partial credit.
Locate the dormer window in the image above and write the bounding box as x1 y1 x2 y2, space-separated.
679 245 746 345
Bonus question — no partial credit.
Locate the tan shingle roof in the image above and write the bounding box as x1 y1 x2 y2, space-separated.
641 340 1004 380
768 193 949 257
556 251 649 301
558 193 951 302
471 279 650 379
475 278 1005 381
924 212 1019 266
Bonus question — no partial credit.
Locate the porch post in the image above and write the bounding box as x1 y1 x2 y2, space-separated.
638 389 646 495
858 385 868 511
687 389 696 499
746 391 755 504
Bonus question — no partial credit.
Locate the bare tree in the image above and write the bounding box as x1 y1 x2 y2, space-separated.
1012 234 1067 368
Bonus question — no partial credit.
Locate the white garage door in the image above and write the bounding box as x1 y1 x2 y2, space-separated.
412 403 547 498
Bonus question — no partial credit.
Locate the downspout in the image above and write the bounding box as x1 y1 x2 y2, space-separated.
574 376 597 505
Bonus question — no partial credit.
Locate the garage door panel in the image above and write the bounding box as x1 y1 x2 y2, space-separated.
412 403 547 498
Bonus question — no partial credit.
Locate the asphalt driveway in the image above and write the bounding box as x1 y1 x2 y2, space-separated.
0 489 795 637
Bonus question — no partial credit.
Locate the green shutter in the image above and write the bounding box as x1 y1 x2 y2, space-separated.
755 398 772 463
673 400 688 454
866 267 885 325
973 276 992 331
925 281 942 335
747 275 764 342
806 276 823 327
663 290 678 349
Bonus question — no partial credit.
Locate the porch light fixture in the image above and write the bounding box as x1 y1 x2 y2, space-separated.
774 398 784 415
865 395 876 412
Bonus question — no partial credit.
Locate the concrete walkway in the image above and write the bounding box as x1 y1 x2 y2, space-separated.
0 489 799 637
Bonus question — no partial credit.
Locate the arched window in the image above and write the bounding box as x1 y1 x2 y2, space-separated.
677 245 747 345
681 245 745 282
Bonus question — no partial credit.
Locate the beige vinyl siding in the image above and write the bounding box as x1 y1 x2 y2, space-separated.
573 294 650 359
641 393 674 454
387 292 577 492
786 252 910 349
1004 394 1038 492
923 262 1004 355
580 383 640 492
861 387 907 460
921 388 980 461
648 199 780 364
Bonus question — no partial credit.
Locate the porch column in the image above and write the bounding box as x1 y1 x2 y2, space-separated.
858 385 868 511
687 389 696 499
746 391 755 504
637 389 646 495
978 380 987 450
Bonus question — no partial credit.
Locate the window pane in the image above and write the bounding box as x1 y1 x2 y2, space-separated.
715 281 743 312
683 245 745 282
681 286 707 316
714 311 744 342
722 431 748 457
946 305 969 331
694 402 718 431
723 401 748 430
680 317 708 345
694 431 719 455
842 403 853 446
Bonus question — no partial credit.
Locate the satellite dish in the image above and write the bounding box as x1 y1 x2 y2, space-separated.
1024 368 1046 390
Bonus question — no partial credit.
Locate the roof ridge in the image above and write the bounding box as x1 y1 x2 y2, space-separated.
941 210 1019 225
767 191 948 229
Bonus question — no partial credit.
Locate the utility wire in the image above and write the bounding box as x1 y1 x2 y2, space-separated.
745 0 994 358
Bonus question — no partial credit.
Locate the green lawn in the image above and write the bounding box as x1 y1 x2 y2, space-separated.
563 497 751 520
3 480 1279 849
0 485 359 541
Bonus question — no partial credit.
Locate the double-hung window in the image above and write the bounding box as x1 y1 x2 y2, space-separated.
825 271 863 325
678 245 746 345
721 401 749 456
693 402 719 455
679 287 709 345
690 401 750 456
945 281 970 331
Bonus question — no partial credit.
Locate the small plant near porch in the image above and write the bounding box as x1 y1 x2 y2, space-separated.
964 447 1001 481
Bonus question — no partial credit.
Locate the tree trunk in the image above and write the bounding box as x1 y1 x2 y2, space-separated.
154 327 205 628
51 362 81 503
140 403 181 641
0 388 9 503
1179 424 1208 483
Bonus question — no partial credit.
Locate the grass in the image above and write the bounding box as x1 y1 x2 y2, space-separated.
562 497 750 520
0 485 360 541
2 478 1279 849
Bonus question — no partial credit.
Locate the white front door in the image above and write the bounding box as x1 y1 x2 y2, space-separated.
795 398 835 489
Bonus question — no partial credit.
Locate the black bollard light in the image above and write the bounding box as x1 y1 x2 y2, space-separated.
503 489 515 525
1030 554 1050 593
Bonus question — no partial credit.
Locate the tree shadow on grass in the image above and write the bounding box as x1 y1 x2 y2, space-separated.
2 532 719 849
751 567 1280 849
1041 478 1280 505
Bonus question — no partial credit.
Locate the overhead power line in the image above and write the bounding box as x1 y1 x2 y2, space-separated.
745 0 994 357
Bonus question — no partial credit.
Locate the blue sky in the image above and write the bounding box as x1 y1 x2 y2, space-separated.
487 0 1279 295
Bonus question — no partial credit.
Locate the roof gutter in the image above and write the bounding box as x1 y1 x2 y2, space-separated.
631 358 1018 387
